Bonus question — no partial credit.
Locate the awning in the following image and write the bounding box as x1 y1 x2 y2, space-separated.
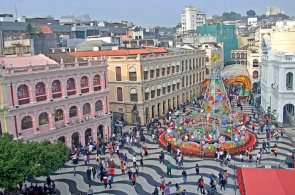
144 66 148 71
130 88 137 94
172 80 176 85
167 63 170 67
177 78 180 83
254 94 261 99
156 64 160 69
150 65 154 70
172 62 176 66
162 83 166 87
151 86 155 91
145 88 150 93
162 64 165 68
129 67 136 72
167 82 171 86
157 85 161 89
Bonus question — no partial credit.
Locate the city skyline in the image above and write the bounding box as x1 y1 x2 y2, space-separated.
0 0 294 27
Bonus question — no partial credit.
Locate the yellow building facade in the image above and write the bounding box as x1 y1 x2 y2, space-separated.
72 49 206 125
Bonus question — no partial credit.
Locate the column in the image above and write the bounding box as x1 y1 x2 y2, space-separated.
1 82 9 108
62 77 67 98
91 102 95 117
46 79 52 101
80 132 85 146
78 105 83 122
49 109 55 130
104 71 108 89
89 74 94 92
33 112 38 134
63 109 69 126
15 115 21 137
29 81 36 104
92 128 98 143
4 115 12 135
12 83 19 107
76 82 81 95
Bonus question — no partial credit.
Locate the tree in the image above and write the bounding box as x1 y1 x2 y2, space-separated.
0 134 69 190
26 24 38 34
246 10 256 17
222 12 243 21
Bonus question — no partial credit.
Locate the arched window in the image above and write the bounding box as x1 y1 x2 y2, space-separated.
93 75 101 91
237 53 240 58
117 87 123 101
80 76 89 93
185 60 188 71
18 84 30 105
253 71 259 79
95 100 103 112
21 116 33 130
181 60 184 72
54 109 63 122
232 53 235 59
39 112 49 126
130 88 138 101
67 78 76 96
286 72 293 90
129 67 137 81
52 80 62 98
69 106 78 118
35 82 46 102
116 67 122 81
241 53 244 59
83 103 91 115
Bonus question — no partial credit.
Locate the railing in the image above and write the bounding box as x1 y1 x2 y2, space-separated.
2 59 107 76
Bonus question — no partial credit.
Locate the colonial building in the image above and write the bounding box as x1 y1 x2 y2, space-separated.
231 46 248 65
261 36 295 125
0 54 110 148
72 48 206 125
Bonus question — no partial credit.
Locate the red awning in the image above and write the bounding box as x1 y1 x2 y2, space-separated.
241 168 295 195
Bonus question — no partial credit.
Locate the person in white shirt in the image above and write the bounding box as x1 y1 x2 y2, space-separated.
226 154 231 165
239 154 243 162
133 155 137 167
126 136 130 145
89 144 93 152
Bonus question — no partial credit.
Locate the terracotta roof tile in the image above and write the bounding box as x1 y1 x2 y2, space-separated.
40 26 53 33
71 48 168 57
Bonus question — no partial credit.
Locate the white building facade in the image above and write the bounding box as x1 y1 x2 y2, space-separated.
181 6 205 32
261 37 295 125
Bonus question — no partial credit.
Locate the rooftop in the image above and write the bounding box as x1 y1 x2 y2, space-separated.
46 53 87 63
0 54 58 67
71 48 168 57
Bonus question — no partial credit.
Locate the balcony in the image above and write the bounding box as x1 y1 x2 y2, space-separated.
18 97 30 105
36 94 47 102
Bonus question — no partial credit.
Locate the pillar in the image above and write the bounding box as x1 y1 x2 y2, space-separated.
62 77 67 98
1 82 9 108
46 81 52 101
29 82 36 105
92 128 98 143
33 112 38 134
15 115 21 137
76 81 81 95
49 109 55 130
89 74 94 92
63 109 69 126
12 83 19 107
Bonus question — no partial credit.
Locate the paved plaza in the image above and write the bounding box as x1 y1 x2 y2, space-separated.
26 104 294 195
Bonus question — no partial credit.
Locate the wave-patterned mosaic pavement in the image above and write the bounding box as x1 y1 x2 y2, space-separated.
26 104 294 195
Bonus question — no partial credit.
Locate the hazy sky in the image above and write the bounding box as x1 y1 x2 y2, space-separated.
0 0 294 27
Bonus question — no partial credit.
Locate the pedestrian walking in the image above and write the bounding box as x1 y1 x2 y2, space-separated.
182 170 187 183
133 155 137 167
127 168 132 180
120 162 125 175
166 163 172 178
92 167 96 180
195 164 199 175
73 167 76 176
103 176 108 189
280 128 284 138
87 167 92 181
140 157 144 170
131 173 136 187
159 151 165 164
262 140 267 152
108 175 113 189
152 185 159 195
197 176 205 194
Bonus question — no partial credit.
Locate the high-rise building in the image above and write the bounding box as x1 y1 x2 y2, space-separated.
266 6 285 16
181 6 206 32
197 24 238 63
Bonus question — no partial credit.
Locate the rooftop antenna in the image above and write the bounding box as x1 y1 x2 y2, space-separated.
15 3 18 20
224 0 227 13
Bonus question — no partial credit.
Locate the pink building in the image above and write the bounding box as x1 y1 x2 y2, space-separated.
0 54 111 149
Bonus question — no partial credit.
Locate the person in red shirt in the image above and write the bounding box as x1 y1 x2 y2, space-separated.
103 176 108 189
280 128 284 138
109 167 115 176
251 122 255 132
